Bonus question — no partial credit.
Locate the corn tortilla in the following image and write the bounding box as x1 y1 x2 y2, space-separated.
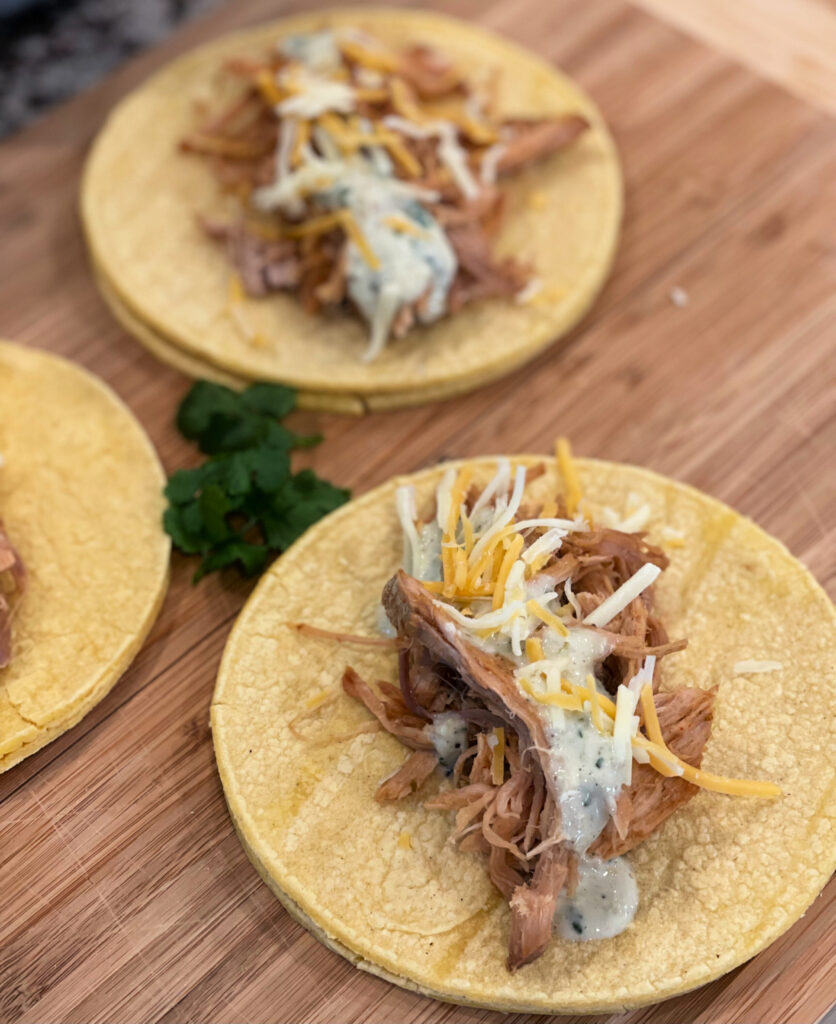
93 266 530 414
82 8 622 410
212 456 835 1013
0 341 170 771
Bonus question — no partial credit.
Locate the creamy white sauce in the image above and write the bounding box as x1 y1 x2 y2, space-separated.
279 30 341 73
338 187 457 362
394 477 639 942
555 855 638 941
431 712 468 773
410 521 443 582
255 33 462 358
545 709 625 852
278 68 356 120
375 603 397 638
545 627 612 688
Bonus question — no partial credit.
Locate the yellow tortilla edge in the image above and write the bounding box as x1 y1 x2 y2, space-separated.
0 340 171 771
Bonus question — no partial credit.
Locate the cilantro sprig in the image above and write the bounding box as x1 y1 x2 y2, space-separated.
164 381 349 582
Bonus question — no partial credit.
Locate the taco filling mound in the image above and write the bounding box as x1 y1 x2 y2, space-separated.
183 27 589 361
342 451 779 969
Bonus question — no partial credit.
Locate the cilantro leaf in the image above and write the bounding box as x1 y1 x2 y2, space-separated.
177 380 300 454
164 380 349 582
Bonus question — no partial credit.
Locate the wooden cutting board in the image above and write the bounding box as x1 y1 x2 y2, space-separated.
0 0 834 1021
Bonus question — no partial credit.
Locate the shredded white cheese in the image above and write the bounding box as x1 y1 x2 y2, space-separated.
383 114 480 200
395 485 420 575
469 466 527 564
733 660 783 675
480 142 506 185
613 685 639 785
435 467 458 531
278 69 356 119
515 277 543 305
627 655 656 698
583 563 662 628
439 599 525 631
522 527 568 566
564 577 582 618
470 459 511 519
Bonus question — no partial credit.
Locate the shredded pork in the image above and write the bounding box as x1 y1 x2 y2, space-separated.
342 478 720 970
181 32 589 341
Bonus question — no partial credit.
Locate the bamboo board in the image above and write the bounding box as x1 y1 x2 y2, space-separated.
0 0 833 1021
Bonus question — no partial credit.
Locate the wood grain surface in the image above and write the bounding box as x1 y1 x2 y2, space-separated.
0 0 834 1022
633 0 836 116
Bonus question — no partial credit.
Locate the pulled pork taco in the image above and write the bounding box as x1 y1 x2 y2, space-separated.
0 341 170 772
213 447 835 1012
82 9 621 411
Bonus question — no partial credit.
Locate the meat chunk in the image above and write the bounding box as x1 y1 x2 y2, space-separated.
201 219 301 297
508 844 571 970
376 750 438 802
497 115 589 177
382 571 555 788
341 666 433 751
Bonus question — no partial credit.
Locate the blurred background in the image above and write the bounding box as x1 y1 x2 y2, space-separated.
0 0 221 138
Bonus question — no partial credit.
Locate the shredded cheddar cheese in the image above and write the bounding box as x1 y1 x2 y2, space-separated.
383 213 430 238
527 599 569 637
556 437 582 517
255 69 283 106
492 534 524 610
340 37 401 73
520 677 583 712
525 636 544 663
284 209 380 269
491 727 506 785
639 683 665 747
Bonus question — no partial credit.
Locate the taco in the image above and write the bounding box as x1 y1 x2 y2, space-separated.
212 448 835 1012
82 9 621 411
0 341 170 772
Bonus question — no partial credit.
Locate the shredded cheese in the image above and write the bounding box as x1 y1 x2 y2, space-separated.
639 683 665 747
613 684 638 784
383 212 430 238
520 676 583 712
284 209 380 269
480 142 506 185
395 485 420 575
631 736 782 797
255 69 284 106
491 727 506 784
525 637 544 663
527 599 569 637
340 36 400 73
583 563 662 628
733 660 784 675
492 535 524 610
556 437 582 517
